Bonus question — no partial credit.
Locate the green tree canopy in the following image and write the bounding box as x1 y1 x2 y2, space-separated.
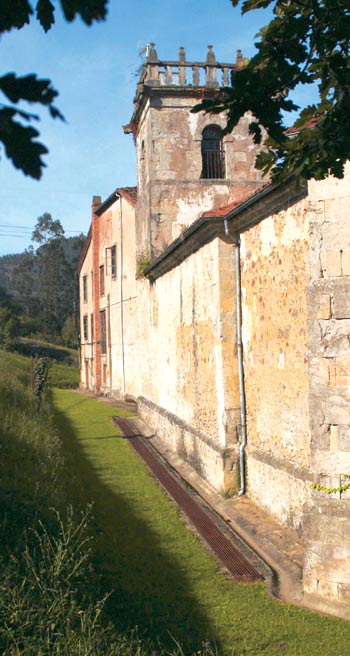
0 0 108 179
195 0 350 182
32 212 65 244
0 285 20 350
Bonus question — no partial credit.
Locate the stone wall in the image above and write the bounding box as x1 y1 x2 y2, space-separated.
79 197 100 391
302 164 350 613
79 195 138 398
240 199 312 530
106 198 138 398
137 237 240 491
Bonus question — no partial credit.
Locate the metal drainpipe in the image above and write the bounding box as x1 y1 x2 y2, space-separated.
119 195 126 396
107 293 112 395
224 220 247 496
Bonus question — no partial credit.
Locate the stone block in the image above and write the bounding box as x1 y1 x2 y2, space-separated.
220 323 236 341
341 250 350 275
317 579 339 600
341 517 350 544
316 319 350 357
332 282 350 318
321 250 342 277
303 577 318 595
339 425 350 451
307 289 331 320
324 196 350 223
329 425 339 451
337 583 350 602
308 357 330 386
310 421 330 450
322 220 350 251
312 449 350 475
328 361 337 385
335 356 350 386
325 393 350 425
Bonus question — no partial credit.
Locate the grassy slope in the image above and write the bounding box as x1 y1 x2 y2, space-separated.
0 348 79 388
0 350 126 655
53 389 350 656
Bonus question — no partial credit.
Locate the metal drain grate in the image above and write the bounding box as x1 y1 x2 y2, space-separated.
113 417 263 583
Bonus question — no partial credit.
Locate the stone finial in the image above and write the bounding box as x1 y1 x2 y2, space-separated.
178 47 186 63
236 49 243 65
146 42 158 63
206 45 216 64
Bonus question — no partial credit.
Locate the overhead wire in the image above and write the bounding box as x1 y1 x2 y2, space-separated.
0 223 83 233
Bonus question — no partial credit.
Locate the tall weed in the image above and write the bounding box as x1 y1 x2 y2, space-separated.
0 508 134 656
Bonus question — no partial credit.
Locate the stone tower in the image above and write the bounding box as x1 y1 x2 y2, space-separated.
124 44 263 259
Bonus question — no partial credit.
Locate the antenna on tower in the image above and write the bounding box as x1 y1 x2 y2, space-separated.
131 43 151 80
138 43 151 59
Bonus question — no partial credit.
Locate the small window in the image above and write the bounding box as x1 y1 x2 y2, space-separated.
82 275 88 303
90 313 94 345
111 245 117 278
100 310 107 354
83 315 88 341
201 124 225 179
99 265 105 296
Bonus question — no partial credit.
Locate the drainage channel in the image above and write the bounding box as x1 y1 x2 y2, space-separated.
112 416 264 583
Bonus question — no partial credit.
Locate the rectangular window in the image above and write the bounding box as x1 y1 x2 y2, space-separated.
111 245 117 278
90 313 94 345
100 309 107 354
99 265 105 296
83 315 88 341
82 275 88 302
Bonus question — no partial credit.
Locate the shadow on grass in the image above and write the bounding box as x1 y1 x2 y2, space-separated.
53 395 222 653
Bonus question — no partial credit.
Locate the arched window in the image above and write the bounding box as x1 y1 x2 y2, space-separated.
201 125 225 179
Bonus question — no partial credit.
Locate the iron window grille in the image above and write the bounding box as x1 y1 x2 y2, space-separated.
201 125 225 179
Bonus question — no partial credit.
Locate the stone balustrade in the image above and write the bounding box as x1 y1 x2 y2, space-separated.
140 44 242 89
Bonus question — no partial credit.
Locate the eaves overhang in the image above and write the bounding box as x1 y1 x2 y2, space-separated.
94 189 119 216
144 177 308 282
94 186 137 215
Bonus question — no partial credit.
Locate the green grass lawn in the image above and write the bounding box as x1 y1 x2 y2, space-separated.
53 389 350 656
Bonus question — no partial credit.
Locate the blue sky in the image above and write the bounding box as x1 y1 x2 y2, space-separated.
0 0 277 256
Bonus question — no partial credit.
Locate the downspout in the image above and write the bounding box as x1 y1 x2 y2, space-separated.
224 220 247 496
107 293 112 395
119 196 126 396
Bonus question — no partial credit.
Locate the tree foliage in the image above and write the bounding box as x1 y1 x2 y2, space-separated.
0 0 108 179
32 211 65 243
7 213 85 342
0 285 20 350
195 0 350 182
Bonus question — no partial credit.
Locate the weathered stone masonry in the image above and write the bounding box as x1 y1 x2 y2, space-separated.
302 168 350 617
79 45 350 618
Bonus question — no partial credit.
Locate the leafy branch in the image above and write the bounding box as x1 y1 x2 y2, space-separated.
0 0 108 178
194 0 350 182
